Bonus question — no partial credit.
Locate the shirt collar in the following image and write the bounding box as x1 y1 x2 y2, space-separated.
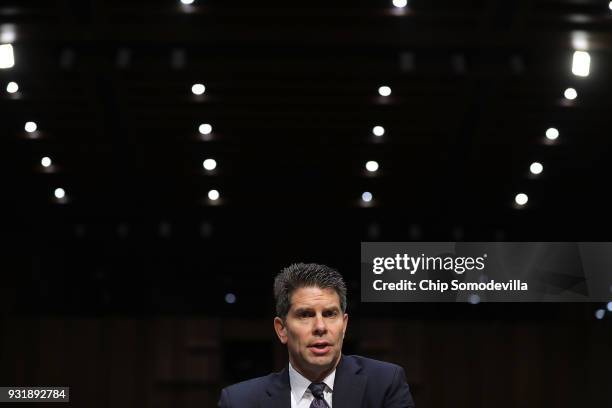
288 361 336 402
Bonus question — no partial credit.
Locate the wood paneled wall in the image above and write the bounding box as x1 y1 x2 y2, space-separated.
1 317 610 407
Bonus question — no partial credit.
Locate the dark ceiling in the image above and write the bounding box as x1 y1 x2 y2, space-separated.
3 0 612 314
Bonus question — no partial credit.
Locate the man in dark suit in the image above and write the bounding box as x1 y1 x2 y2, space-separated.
218 263 416 408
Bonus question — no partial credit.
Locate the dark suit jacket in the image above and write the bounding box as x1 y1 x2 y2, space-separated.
218 354 415 408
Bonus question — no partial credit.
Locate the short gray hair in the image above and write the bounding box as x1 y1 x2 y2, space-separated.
274 263 347 319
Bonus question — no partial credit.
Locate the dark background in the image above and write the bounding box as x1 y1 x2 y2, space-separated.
2 0 612 407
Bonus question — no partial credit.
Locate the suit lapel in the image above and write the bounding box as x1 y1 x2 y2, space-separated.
261 367 291 408
332 355 367 408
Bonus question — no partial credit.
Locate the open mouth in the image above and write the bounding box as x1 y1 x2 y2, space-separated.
309 342 332 354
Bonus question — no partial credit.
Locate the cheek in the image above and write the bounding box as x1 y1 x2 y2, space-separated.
288 327 308 345
336 324 346 339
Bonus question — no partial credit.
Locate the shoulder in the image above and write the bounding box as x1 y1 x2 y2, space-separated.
345 354 403 372
221 373 274 397
219 367 288 408
340 355 415 407
342 354 405 380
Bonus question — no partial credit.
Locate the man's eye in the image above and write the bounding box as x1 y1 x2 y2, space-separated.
324 311 338 317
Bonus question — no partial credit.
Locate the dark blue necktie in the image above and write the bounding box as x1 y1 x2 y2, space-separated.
308 382 330 408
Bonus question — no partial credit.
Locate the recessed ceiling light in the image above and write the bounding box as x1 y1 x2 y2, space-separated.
365 161 379 172
572 51 590 77
545 128 559 140
199 123 212 135
6 81 18 93
203 158 217 170
25 121 37 133
361 192 373 203
515 193 528 206
208 189 220 201
191 83 205 95
372 126 385 137
564 88 577 100
378 86 392 97
0 44 15 69
529 162 543 175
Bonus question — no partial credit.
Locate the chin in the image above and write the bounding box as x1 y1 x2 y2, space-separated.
308 354 336 366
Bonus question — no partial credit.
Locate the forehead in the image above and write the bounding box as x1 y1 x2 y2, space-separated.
289 286 341 310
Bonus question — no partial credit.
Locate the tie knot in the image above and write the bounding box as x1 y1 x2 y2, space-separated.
308 382 326 399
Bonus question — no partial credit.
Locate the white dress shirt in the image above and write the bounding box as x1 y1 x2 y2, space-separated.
288 362 335 408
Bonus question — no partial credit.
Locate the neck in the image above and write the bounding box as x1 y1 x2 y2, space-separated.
290 354 341 383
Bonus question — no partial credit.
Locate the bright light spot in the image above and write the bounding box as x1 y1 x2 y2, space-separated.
208 189 219 201
607 301 612 312
25 121 37 133
54 188 65 199
365 161 379 172
361 192 373 203
609 1 612 11
564 88 577 100
595 309 605 320
515 193 528 206
571 32 589 51
41 157 52 168
6 81 18 93
203 158 217 170
191 83 205 95
573 38 588 50
225 293 236 304
180 0 194 4
0 25 16 43
393 0 408 8
372 126 385 137
530 162 543 175
545 128 559 140
378 86 392 97
0 44 15 69
468 294 480 304
198 123 212 135
572 51 590 77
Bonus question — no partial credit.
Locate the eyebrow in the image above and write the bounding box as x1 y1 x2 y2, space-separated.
293 306 340 314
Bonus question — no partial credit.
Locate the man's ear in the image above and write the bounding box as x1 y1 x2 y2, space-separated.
342 313 348 339
274 316 288 344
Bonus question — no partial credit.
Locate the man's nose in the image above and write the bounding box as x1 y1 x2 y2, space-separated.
313 314 327 334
